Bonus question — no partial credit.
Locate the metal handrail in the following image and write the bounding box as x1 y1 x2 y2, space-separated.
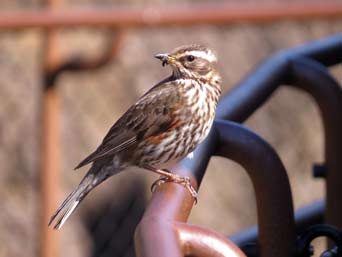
1 1 342 30
290 57 342 230
215 121 296 257
215 35 342 229
136 35 342 257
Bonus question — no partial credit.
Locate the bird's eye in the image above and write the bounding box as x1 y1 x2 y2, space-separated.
186 55 195 62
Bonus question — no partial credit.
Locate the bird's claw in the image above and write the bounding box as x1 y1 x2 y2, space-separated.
150 175 198 204
181 176 198 203
150 176 169 193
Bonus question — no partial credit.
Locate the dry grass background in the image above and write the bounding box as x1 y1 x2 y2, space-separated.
0 1 341 257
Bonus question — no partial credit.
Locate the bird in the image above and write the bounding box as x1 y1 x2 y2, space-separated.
49 44 222 230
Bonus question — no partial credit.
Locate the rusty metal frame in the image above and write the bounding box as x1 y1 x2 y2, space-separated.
1 1 342 30
40 2 61 257
0 2 341 257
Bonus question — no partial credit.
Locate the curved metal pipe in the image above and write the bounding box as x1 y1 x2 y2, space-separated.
134 159 247 257
134 168 199 257
176 223 246 257
213 36 342 231
214 120 296 257
216 34 342 122
44 29 126 87
289 57 342 229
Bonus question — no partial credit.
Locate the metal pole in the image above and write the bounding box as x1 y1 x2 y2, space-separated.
40 0 62 257
0 1 342 29
215 35 342 230
290 57 342 230
215 120 296 257
135 168 198 257
215 35 342 121
41 88 61 257
135 143 247 257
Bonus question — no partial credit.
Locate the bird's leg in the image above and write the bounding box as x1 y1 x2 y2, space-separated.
149 169 170 192
144 165 198 202
150 176 169 192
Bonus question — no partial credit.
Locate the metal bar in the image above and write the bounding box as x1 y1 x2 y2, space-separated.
229 200 325 249
215 120 295 257
215 34 342 121
38 8 126 257
41 88 61 257
135 167 200 257
289 57 342 230
44 28 126 85
214 35 342 230
217 50 342 230
41 27 60 257
0 1 342 30
40 1 62 257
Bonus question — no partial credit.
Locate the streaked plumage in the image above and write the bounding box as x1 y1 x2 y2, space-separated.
49 45 222 229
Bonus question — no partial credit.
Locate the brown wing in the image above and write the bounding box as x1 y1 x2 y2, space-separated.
74 81 181 169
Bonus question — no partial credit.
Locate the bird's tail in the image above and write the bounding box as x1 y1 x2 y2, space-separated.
49 165 112 230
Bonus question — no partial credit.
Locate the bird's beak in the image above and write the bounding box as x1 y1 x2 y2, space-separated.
154 53 175 66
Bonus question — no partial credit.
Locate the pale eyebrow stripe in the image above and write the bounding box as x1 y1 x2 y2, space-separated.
184 50 217 63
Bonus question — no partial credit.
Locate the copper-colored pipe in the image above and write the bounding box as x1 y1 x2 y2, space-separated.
215 121 296 257
135 159 247 257
290 57 342 237
40 27 126 257
44 28 126 90
40 10 126 257
0 1 342 30
135 169 196 257
41 89 61 257
40 1 62 257
45 29 126 74
176 223 246 257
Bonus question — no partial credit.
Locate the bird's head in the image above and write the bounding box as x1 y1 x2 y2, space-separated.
155 45 220 82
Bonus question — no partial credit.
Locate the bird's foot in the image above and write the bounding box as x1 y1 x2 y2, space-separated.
150 176 169 192
150 173 198 203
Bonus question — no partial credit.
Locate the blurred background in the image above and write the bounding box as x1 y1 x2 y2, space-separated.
0 0 341 257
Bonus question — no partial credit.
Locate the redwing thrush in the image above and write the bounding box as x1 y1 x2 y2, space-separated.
49 45 222 229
